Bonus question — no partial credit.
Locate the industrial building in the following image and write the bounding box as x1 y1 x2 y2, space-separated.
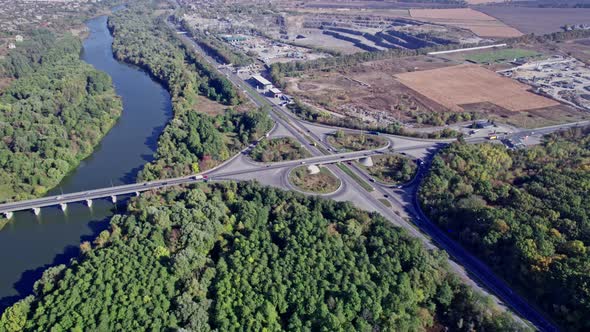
251 74 272 90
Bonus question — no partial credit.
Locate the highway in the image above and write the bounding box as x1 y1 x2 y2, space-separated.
1 16 572 331
168 19 568 331
0 147 398 215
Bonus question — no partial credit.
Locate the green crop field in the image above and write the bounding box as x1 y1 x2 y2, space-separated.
465 48 541 64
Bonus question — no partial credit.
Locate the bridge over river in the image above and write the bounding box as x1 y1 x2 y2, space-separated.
0 146 401 218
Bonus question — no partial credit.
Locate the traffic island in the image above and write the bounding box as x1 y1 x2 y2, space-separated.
359 154 417 185
288 165 341 194
327 130 387 152
250 137 311 162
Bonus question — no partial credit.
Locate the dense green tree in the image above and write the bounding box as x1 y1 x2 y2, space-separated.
2 182 529 331
0 32 121 202
420 127 590 330
108 3 272 180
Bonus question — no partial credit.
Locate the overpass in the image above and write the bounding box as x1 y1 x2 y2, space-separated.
0 145 407 217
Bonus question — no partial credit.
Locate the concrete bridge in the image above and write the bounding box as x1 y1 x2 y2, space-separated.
0 145 413 218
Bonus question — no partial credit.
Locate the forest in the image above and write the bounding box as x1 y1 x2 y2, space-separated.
419 127 590 330
1 182 528 331
0 30 121 202
108 2 272 180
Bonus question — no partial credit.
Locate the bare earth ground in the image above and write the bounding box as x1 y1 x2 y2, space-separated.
285 52 588 128
477 6 590 35
557 39 590 64
0 77 13 93
460 102 587 128
409 8 523 38
293 32 368 55
395 64 559 112
285 55 453 124
193 95 253 116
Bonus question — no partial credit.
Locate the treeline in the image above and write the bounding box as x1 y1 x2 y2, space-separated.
288 99 461 139
1 182 529 331
419 127 590 330
269 41 487 86
0 30 121 202
108 2 272 179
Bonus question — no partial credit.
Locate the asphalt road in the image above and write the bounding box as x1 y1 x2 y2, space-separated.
2 17 571 331
168 19 566 331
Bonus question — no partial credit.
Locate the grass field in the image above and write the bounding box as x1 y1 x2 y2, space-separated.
465 48 541 64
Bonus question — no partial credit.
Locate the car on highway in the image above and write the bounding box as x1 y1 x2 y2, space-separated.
300 161 306 164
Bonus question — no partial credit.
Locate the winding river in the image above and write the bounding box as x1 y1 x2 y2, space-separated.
0 15 172 310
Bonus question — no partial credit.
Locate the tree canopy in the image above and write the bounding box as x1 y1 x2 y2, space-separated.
108 3 272 180
1 182 527 331
420 127 590 330
0 31 121 202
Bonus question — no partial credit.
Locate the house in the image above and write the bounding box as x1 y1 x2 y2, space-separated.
15 35 23 42
269 87 282 98
8 43 15 49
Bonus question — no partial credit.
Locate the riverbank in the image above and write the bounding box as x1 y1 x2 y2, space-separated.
0 15 172 310
0 33 123 204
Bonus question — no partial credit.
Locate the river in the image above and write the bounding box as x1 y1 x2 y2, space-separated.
0 15 172 310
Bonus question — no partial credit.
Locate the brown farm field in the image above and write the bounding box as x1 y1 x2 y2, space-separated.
285 55 588 128
478 6 590 35
284 55 453 124
395 64 558 112
409 8 523 38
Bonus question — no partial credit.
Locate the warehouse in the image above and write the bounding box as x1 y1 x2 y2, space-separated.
251 74 272 91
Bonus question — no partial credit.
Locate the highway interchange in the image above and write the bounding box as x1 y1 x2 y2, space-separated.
2 15 589 332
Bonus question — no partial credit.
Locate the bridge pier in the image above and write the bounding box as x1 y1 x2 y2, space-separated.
3 212 13 219
111 195 117 203
32 207 40 216
359 156 374 167
60 203 67 212
86 199 92 207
